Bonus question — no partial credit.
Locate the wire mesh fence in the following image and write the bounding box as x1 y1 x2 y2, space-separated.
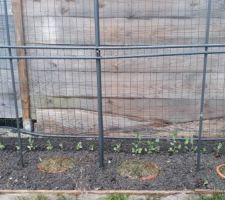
1 0 225 168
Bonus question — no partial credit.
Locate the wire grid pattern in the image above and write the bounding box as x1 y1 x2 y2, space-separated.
0 0 21 127
0 0 225 139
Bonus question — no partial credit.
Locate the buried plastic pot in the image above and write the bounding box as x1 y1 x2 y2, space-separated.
117 159 160 181
216 164 225 179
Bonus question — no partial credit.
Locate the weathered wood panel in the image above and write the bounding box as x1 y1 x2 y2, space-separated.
0 69 20 94
35 108 151 135
0 68 21 118
28 71 225 99
25 49 225 73
0 12 22 118
0 94 22 118
32 96 225 121
34 98 225 134
2 0 225 132
23 16 225 45
22 0 225 18
22 17 225 45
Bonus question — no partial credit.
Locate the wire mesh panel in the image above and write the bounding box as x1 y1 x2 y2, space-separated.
98 0 225 138
0 0 225 141
0 0 22 128
19 0 98 135
202 1 225 138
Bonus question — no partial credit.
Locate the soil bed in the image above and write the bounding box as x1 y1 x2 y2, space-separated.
0 137 225 190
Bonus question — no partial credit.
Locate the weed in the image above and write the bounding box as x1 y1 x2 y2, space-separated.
131 132 143 155
145 138 160 154
46 140 53 151
0 141 5 150
199 193 225 200
75 142 83 151
27 137 36 151
168 131 181 155
103 194 128 200
113 143 121 153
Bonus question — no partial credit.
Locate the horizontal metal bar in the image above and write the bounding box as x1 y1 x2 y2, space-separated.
2 126 225 142
0 50 225 60
0 43 225 50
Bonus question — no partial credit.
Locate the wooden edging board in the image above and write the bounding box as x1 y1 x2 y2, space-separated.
0 189 225 195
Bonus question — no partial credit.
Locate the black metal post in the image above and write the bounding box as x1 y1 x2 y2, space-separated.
3 0 24 167
94 0 104 168
196 0 212 171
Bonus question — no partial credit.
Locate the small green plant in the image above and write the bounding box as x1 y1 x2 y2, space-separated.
56 195 72 200
199 193 225 200
0 141 5 150
113 143 121 153
89 144 95 151
59 143 64 150
14 194 49 200
203 179 209 187
202 146 207 153
75 142 83 151
103 194 128 200
27 137 36 151
131 133 143 155
145 138 160 154
183 137 191 151
183 137 197 152
215 143 223 157
168 131 181 155
46 140 53 151
35 194 49 200
14 197 30 200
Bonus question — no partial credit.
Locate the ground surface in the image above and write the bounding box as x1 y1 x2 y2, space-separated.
0 147 225 190
0 191 201 200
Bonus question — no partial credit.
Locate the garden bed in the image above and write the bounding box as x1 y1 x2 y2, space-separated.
0 137 225 190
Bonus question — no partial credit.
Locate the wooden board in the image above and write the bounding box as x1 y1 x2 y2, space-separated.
34 97 225 134
31 96 225 122
0 13 22 118
22 0 225 18
0 94 22 118
23 17 225 45
25 49 225 73
27 70 225 99
0 68 20 93
0 68 21 118
35 108 153 135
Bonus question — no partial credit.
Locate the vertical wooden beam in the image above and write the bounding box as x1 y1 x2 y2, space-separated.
12 0 32 131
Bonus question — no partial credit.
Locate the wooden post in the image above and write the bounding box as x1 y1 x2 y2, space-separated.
12 0 32 131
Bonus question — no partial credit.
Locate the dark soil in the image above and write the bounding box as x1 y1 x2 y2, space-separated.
0 137 225 190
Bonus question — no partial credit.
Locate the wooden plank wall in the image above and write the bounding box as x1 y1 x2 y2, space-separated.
0 1 22 119
19 0 225 135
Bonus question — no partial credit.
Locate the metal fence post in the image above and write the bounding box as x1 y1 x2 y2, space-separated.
94 0 104 168
3 0 24 167
196 0 212 171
